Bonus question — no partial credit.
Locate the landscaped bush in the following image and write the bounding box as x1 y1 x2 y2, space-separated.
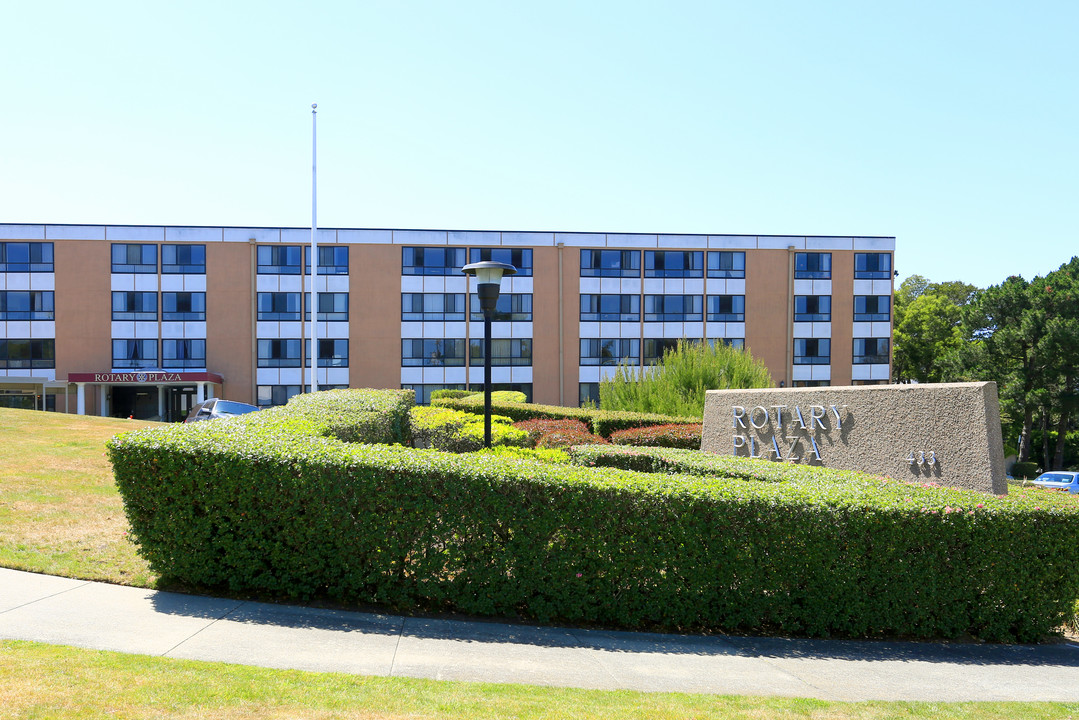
108 390 1079 643
409 406 527 453
608 423 702 449
513 418 593 445
1012 461 1041 479
429 389 476 401
273 388 413 445
470 445 572 464
433 395 697 438
535 427 608 449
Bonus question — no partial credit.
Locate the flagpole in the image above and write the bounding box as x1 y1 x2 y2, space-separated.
310 102 319 393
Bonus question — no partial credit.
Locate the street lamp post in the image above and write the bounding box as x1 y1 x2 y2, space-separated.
461 260 517 447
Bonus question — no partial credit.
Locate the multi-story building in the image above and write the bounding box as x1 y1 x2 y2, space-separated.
0 223 895 420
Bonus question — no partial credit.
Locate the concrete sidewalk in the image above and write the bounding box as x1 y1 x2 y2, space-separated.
2 567 1078 702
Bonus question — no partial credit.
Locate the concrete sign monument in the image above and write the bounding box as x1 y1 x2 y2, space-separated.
701 382 1007 494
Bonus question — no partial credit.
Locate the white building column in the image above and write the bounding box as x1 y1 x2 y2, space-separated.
196 382 206 403
76 384 86 415
98 384 109 417
157 385 166 420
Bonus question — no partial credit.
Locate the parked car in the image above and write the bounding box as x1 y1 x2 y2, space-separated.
1028 471 1079 494
183 398 260 424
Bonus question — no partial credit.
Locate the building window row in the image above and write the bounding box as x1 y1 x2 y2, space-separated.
402 338 532 367
0 339 55 368
0 242 54 273
402 247 534 277
111 244 208 274
256 339 349 368
256 384 349 408
580 251 889 280
111 292 206 321
401 293 533 322
112 339 206 369
257 292 348 322
793 337 892 365
256 245 349 275
0 291 54 320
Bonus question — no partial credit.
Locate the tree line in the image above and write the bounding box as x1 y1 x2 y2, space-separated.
894 256 1079 470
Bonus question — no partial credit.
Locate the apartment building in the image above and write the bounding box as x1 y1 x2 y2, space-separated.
0 223 895 420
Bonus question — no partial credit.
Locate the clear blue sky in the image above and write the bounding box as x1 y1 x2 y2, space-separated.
2 1 1075 289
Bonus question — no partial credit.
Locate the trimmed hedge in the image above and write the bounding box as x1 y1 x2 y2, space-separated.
432 396 698 438
274 388 413 445
609 423 702 450
410 406 528 453
429 389 475 400
108 390 1079 642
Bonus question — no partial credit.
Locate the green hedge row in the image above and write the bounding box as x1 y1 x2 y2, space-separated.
431 396 698 438
108 390 1079 642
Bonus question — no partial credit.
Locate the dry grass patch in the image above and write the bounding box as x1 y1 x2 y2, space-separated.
0 407 155 586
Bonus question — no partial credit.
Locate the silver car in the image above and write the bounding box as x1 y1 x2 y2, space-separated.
1029 471 1079 494
183 398 259 423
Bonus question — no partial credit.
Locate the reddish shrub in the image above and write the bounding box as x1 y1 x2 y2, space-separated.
608 423 702 449
514 418 591 445
535 428 609 449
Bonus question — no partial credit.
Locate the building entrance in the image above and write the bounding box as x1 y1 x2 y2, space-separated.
167 386 197 422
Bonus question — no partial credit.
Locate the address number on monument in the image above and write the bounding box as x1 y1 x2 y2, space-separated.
907 450 938 466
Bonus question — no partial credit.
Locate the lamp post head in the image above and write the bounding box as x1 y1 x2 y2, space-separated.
462 261 517 316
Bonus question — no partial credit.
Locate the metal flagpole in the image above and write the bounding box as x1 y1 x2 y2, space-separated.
310 103 319 393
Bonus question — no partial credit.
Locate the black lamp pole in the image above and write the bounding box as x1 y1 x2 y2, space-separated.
461 260 517 447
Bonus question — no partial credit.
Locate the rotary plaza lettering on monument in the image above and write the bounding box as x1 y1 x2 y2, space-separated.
701 383 1008 494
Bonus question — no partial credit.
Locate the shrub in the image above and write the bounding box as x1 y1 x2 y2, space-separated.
513 418 591 445
1012 461 1041 479
277 388 413 445
433 396 697 438
536 427 609 449
108 390 1079 642
600 339 771 417
609 423 702 449
429 389 476 401
410 406 525 453
470 445 571 464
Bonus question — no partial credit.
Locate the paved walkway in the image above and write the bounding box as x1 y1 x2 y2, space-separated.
2 567 1078 701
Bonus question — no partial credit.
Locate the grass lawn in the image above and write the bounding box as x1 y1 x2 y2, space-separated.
0 406 155 587
2 405 1077 718
4 640 1078 720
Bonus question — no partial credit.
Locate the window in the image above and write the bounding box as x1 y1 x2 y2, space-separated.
257 385 302 408
580 294 640 322
257 339 302 367
469 248 533 277
305 339 349 367
111 291 157 321
794 295 831 322
305 245 349 275
706 295 745 322
0 242 53 272
794 338 830 365
162 339 206 369
161 244 206 274
257 245 302 274
794 252 831 279
793 380 830 388
401 384 467 405
111 244 157 273
854 338 890 364
112 339 157 369
643 338 682 365
580 338 639 366
256 384 347 407
304 292 349 322
707 337 745 350
257 292 302 321
853 295 891 322
162 292 206 321
470 293 532 321
469 338 532 366
579 382 599 406
402 247 466 276
580 249 641 278
402 339 467 366
402 293 466 321
0 291 54 320
644 295 703 322
644 251 703 278
707 251 745 279
0 339 55 369
855 253 892 279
